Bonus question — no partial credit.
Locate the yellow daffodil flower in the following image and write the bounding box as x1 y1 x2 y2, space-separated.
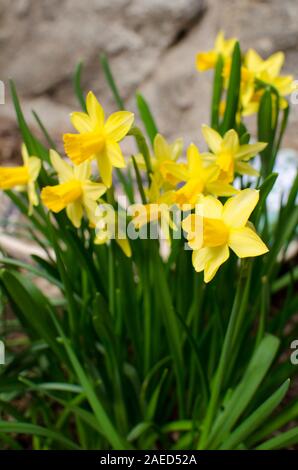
182 189 268 282
174 143 237 206
201 125 267 182
132 175 176 239
240 49 296 115
136 133 184 188
196 31 237 72
0 144 41 214
63 91 134 187
41 149 106 228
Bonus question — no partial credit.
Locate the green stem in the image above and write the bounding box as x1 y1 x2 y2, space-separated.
198 261 249 449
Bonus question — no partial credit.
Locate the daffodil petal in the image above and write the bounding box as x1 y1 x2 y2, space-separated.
198 195 223 219
154 134 171 162
202 125 222 154
206 182 239 196
66 201 83 228
235 161 260 177
170 137 183 161
21 143 29 165
203 245 229 282
222 129 239 151
104 111 134 142
187 143 203 174
73 161 91 181
229 226 269 258
116 238 132 258
97 152 112 188
106 141 126 168
86 91 105 128
70 112 93 133
27 157 41 181
192 244 229 283
196 51 217 71
223 189 259 228
82 181 106 200
235 142 267 161
50 149 73 182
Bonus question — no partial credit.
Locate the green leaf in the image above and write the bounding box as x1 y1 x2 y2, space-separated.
220 42 241 133
49 310 129 450
207 334 280 449
100 53 124 110
73 61 86 111
9 80 49 163
129 126 152 178
136 93 158 145
0 421 80 450
220 379 290 449
256 426 298 450
132 155 147 204
253 172 278 225
211 54 224 130
0 270 63 360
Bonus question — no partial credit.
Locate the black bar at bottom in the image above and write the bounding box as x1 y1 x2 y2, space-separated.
0 450 296 466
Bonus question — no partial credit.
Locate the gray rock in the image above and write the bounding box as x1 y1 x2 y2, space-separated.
0 0 297 155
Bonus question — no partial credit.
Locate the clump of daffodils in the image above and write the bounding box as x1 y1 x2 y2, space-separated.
0 33 292 283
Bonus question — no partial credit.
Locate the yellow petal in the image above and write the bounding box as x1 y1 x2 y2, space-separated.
222 189 259 228
50 149 73 182
187 143 203 175
154 134 171 162
104 111 134 142
196 51 217 71
27 181 39 215
106 141 126 168
192 245 230 282
203 245 230 282
96 152 112 187
206 181 239 197
170 137 183 161
235 161 259 177
116 238 132 258
197 195 223 219
265 52 284 77
28 157 41 182
182 214 203 250
229 226 269 258
21 143 29 165
70 112 93 133
222 129 239 151
73 161 91 181
202 125 222 153
63 133 104 165
86 91 105 128
82 198 98 226
245 49 263 71
66 201 83 228
0 166 29 189
82 181 106 200
41 181 82 212
235 142 267 161
192 247 211 272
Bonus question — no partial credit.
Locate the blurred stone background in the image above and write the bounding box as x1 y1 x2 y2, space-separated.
0 0 298 163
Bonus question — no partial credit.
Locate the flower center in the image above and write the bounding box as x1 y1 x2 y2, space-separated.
175 179 205 206
203 217 229 247
0 166 29 189
64 132 105 164
41 180 82 212
217 150 234 172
